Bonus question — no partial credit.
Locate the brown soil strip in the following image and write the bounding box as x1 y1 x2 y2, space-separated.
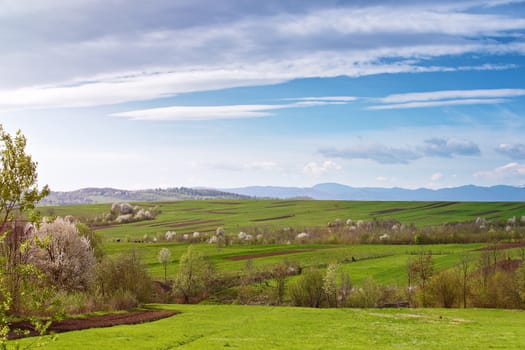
251 215 294 222
474 242 525 251
225 249 315 261
8 310 178 340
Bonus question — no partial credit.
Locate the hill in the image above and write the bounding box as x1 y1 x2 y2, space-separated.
224 183 525 201
40 187 250 205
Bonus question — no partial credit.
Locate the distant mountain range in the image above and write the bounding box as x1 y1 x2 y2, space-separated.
223 183 525 201
40 187 250 206
40 183 525 205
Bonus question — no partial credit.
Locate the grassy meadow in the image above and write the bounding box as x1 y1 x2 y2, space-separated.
42 199 525 241
12 304 525 349
14 199 523 349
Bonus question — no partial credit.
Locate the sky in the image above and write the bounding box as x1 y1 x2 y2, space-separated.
1 0 525 191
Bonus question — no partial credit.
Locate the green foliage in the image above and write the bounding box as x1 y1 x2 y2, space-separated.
289 269 324 308
426 269 460 308
347 277 383 308
94 249 152 309
0 125 53 349
174 246 212 303
0 125 49 226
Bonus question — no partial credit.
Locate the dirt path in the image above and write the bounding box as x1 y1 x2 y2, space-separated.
8 309 178 340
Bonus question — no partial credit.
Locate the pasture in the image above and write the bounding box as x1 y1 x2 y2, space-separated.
104 242 489 283
11 304 525 349
42 200 525 241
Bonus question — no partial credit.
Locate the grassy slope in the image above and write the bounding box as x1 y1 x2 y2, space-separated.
12 304 525 349
105 242 487 283
41 200 525 240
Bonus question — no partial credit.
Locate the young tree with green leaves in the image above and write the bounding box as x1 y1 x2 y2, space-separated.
0 125 51 346
174 246 212 303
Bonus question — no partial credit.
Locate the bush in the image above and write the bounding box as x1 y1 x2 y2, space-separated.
426 270 460 308
289 269 324 307
94 249 152 309
347 278 383 308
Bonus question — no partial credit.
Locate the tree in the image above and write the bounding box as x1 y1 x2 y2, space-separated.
158 248 172 282
323 263 338 307
0 126 49 230
174 246 212 303
0 125 51 346
29 217 96 291
457 252 471 308
409 251 434 306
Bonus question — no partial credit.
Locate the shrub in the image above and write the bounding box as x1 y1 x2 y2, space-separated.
347 277 383 308
94 249 152 309
289 269 324 308
426 269 460 308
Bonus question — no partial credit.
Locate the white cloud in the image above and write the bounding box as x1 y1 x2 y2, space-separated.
303 161 342 177
422 138 480 157
495 143 525 159
474 162 525 179
369 98 507 110
379 88 525 104
319 138 480 164
430 172 444 181
369 88 525 110
201 160 279 172
1 3 525 108
283 96 357 102
110 100 342 121
319 142 421 164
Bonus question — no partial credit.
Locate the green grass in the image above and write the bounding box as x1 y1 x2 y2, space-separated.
104 242 487 283
40 200 525 240
11 304 525 349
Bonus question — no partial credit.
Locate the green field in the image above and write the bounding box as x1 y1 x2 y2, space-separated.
103 242 493 284
43 200 525 241
12 304 525 349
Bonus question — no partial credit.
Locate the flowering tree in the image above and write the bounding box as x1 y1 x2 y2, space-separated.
158 248 172 282
30 217 96 291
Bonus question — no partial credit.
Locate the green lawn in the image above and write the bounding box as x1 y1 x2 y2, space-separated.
11 304 525 349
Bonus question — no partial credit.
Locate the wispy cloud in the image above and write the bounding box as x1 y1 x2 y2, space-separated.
474 162 525 179
303 160 342 177
379 88 525 104
319 143 421 164
495 143 525 159
319 138 480 164
369 88 525 110
110 100 345 121
1 2 525 108
422 138 481 157
283 96 357 102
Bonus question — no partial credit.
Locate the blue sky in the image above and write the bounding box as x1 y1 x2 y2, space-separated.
1 0 525 191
